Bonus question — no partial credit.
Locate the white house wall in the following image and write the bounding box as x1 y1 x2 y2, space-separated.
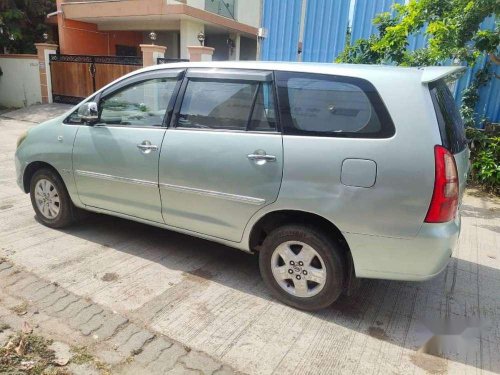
0 56 41 108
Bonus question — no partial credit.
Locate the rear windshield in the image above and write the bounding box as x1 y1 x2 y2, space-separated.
429 80 467 154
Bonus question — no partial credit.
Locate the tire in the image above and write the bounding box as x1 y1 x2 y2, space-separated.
29 168 78 228
259 225 344 311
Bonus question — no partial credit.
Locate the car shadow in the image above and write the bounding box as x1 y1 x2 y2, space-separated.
56 212 500 374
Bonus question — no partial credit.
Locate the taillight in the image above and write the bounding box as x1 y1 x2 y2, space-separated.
425 145 459 223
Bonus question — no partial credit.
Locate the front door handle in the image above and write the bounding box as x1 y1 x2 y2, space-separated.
137 140 158 154
247 150 276 164
247 154 276 161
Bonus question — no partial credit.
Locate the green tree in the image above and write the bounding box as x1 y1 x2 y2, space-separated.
337 0 499 67
0 0 56 54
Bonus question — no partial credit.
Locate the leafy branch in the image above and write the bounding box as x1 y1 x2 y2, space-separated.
337 0 499 67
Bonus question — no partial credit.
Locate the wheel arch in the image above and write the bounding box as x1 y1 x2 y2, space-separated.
249 210 347 251
23 161 63 193
249 209 358 293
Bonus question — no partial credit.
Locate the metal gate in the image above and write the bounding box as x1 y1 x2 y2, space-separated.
49 54 143 104
157 58 189 64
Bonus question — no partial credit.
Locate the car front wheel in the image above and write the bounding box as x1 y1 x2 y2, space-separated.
259 225 345 311
30 168 77 228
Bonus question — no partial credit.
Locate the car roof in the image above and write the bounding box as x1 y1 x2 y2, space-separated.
138 61 465 83
141 60 420 77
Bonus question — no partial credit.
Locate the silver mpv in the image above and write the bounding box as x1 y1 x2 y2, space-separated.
15 62 469 310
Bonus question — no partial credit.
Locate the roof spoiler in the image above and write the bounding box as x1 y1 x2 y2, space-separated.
420 66 467 84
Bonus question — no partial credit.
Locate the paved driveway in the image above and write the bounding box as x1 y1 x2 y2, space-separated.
1 105 499 374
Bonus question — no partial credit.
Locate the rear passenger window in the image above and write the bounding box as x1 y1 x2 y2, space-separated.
275 71 394 138
176 80 276 131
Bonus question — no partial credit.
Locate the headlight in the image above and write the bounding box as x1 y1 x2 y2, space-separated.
16 130 29 149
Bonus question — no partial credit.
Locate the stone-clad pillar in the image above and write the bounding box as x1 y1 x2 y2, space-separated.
34 43 58 103
187 46 215 62
140 44 167 67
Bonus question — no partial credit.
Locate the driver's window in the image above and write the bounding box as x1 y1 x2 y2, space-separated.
99 78 177 127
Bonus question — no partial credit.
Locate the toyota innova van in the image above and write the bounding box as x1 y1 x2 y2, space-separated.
15 62 469 310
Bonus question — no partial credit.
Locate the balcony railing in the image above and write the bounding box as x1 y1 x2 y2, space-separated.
205 0 235 20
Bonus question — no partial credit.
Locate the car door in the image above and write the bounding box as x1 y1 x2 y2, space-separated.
72 69 183 223
159 68 283 242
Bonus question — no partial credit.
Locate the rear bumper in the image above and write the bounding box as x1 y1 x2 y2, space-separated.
345 214 460 281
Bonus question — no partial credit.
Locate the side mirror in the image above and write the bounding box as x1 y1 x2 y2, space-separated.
77 102 99 124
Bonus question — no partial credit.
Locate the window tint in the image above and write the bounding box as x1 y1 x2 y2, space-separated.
177 79 276 131
429 80 467 154
276 71 394 138
99 78 177 127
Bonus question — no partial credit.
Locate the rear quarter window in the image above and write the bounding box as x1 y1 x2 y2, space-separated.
429 80 467 154
275 71 395 138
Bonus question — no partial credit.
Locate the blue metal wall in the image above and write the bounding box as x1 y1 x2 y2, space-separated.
261 0 499 123
350 1 497 124
404 15 500 124
407 24 429 51
302 0 351 62
452 16 499 123
350 0 404 42
261 0 303 61
350 0 426 49
477 63 500 123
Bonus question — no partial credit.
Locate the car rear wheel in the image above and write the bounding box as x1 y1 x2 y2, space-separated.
259 225 344 311
30 168 77 228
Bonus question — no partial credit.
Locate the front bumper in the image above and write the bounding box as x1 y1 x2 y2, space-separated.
14 153 25 192
345 214 460 281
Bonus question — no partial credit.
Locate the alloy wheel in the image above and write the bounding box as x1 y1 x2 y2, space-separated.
271 241 327 298
34 178 60 219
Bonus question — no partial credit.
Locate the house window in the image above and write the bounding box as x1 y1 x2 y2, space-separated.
116 45 138 57
205 0 236 20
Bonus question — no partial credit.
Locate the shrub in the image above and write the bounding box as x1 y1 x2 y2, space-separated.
466 127 500 194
